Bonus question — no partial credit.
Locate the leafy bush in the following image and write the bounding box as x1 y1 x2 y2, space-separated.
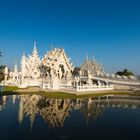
0 71 4 82
0 65 6 82
116 69 134 76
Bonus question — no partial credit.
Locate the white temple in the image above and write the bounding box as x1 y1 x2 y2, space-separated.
4 42 74 90
3 41 139 92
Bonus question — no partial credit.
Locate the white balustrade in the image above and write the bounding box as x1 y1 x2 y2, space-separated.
76 85 113 91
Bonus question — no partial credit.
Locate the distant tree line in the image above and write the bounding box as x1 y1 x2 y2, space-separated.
0 65 5 82
116 69 134 77
0 52 5 82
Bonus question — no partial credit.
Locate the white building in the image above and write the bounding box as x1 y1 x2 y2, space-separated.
3 41 139 92
4 42 74 90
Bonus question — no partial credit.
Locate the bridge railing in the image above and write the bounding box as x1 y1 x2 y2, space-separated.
95 75 139 82
76 85 113 91
79 75 140 86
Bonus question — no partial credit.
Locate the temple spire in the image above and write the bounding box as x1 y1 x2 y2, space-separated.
34 41 36 49
14 61 18 73
32 41 38 56
91 54 95 64
22 51 26 59
21 52 26 77
85 52 89 63
92 53 95 61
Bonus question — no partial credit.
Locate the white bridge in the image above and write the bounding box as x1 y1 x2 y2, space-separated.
91 76 140 86
79 74 140 86
75 75 140 92
40 75 140 92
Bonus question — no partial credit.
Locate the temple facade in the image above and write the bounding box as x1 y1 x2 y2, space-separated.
4 42 74 90
2 41 139 92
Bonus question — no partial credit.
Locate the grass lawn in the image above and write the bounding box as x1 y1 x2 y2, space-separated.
0 86 19 95
1 86 140 99
3 86 19 91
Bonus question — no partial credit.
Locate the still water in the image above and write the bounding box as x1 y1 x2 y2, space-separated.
0 94 140 140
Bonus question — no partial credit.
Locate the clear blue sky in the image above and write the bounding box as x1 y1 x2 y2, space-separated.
0 0 140 74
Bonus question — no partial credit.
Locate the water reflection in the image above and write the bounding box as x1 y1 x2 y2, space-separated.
0 95 8 111
0 94 140 129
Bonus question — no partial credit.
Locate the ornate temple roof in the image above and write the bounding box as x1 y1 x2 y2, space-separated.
80 54 104 76
42 48 73 71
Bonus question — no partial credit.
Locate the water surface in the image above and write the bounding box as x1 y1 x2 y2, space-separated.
0 94 140 140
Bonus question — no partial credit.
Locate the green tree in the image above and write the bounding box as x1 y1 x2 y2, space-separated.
0 65 6 71
0 66 4 82
116 69 134 76
0 52 4 82
0 72 4 82
72 67 80 76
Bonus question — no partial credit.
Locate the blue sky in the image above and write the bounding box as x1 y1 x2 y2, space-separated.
0 0 140 74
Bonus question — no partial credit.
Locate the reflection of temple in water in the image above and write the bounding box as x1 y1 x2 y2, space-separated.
0 94 140 128
76 98 105 123
17 95 108 128
0 96 7 111
18 95 72 128
0 95 17 111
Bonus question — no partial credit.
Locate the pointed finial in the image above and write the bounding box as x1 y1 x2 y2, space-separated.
32 41 38 55
86 52 88 59
33 41 37 51
34 41 36 49
92 53 95 61
14 61 18 72
91 55 95 64
85 52 88 62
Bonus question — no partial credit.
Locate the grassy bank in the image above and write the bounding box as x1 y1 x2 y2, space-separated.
3 86 19 92
40 91 140 99
1 86 140 99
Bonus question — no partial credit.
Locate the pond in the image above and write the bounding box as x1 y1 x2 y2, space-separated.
0 94 140 140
